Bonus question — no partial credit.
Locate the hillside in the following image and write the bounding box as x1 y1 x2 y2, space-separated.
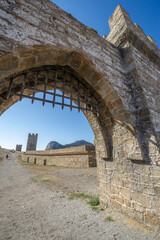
45 140 93 150
0 148 11 161
45 141 64 150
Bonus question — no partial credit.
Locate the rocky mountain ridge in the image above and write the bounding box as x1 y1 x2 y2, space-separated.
45 140 93 150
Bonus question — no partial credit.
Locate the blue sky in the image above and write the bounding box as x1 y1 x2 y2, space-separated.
0 93 94 151
52 0 160 46
0 0 159 151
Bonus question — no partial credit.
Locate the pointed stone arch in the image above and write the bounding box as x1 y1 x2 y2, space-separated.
0 46 131 161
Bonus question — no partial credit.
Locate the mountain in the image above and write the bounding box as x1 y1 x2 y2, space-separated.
45 141 64 150
64 140 93 148
45 140 93 150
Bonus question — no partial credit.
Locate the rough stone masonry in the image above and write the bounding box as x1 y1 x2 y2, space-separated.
26 133 38 151
0 0 159 229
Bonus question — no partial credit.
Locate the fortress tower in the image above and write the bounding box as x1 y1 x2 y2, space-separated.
16 145 22 151
26 133 38 151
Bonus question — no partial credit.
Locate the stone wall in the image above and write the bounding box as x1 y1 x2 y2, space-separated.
18 145 96 168
98 123 160 229
105 5 160 161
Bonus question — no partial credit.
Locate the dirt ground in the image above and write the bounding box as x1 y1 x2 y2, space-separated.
23 160 98 196
0 152 159 240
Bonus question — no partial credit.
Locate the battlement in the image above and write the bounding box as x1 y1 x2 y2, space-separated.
29 133 38 136
108 5 132 31
106 5 159 65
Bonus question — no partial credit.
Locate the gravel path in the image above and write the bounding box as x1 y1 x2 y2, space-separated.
0 152 159 240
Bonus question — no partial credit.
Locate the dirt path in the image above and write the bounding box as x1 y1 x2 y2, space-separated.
22 161 98 196
0 153 159 240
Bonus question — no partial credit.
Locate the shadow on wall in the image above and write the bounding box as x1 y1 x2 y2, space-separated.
107 121 160 165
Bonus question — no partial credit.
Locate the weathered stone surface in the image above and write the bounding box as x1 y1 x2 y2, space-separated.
26 133 38 151
144 210 160 226
124 197 131 207
0 53 18 71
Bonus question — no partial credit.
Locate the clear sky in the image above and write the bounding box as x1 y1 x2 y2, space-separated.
0 0 159 151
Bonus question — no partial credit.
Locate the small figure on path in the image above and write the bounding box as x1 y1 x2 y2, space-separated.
6 154 8 159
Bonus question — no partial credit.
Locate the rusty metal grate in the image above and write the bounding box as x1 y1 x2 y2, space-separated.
6 67 99 116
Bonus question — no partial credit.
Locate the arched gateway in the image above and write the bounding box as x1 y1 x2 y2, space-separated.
0 0 159 228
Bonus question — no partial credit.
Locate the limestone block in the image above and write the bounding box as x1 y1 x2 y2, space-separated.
133 202 144 213
120 187 132 200
124 197 131 207
144 210 160 226
110 199 122 209
131 192 151 208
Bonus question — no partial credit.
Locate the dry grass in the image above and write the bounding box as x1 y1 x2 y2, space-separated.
105 216 114 222
19 159 101 211
68 192 100 210
31 173 60 186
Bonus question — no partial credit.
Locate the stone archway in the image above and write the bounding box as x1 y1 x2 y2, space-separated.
0 46 129 160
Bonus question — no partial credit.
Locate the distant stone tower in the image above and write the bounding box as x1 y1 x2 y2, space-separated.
26 133 38 151
16 144 22 151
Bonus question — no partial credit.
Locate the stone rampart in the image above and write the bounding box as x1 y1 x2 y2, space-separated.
18 145 96 168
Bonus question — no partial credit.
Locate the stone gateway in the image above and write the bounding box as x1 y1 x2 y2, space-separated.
0 0 159 228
